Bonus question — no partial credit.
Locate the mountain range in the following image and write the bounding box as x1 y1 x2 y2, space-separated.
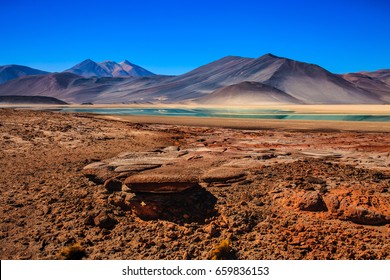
64 59 155 78
0 54 389 105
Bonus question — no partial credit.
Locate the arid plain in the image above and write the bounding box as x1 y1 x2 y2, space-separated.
0 106 389 260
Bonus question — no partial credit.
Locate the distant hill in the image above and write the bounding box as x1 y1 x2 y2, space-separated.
360 69 390 85
65 59 155 78
198 81 302 104
341 72 390 103
0 95 67 104
0 65 49 84
0 71 171 104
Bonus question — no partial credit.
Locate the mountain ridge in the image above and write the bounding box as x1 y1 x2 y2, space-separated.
0 54 388 104
65 59 155 78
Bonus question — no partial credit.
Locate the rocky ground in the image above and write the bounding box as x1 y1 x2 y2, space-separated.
0 108 389 260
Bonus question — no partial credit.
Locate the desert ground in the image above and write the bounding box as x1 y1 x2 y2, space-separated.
0 107 389 260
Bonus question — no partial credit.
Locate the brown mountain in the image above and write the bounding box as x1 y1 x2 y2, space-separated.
198 81 302 104
361 69 390 85
341 72 390 103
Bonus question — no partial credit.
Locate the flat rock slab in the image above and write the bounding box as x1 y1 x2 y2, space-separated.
82 149 185 181
300 151 343 159
124 174 199 193
83 162 109 170
114 164 161 173
201 167 247 183
107 157 175 166
126 182 197 193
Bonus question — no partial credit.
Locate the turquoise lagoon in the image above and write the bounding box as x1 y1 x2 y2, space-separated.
60 107 390 122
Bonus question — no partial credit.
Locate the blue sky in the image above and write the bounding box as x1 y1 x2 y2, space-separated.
0 0 389 75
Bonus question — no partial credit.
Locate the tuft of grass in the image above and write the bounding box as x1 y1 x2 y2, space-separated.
210 238 235 260
59 242 86 260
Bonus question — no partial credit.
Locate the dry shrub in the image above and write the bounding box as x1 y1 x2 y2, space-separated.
59 242 86 260
210 238 236 260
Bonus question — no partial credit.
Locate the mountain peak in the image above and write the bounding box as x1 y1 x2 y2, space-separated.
119 60 155 77
120 60 133 65
65 59 155 78
260 53 281 59
81 59 96 64
101 60 115 63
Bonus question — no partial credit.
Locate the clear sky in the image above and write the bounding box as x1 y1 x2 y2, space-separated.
1 0 389 75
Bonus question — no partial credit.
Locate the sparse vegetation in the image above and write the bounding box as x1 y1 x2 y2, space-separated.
210 238 235 260
59 243 86 260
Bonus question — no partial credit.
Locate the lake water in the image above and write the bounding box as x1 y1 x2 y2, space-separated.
60 107 390 122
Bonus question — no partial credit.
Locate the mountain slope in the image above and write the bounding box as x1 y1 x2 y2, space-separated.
0 65 49 84
65 59 111 78
342 72 390 103
65 59 155 78
119 56 256 101
360 70 390 86
0 72 172 104
198 81 302 104
259 56 380 104
116 53 383 104
120 60 155 77
0 95 67 104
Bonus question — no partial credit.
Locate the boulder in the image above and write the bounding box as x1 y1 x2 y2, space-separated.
345 207 389 226
298 191 328 212
93 212 118 229
123 174 216 223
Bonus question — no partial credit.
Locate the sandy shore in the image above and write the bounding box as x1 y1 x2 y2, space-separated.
98 114 390 132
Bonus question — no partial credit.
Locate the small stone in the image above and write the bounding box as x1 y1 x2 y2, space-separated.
42 205 51 215
205 223 219 237
327 196 340 213
183 251 190 260
93 212 118 229
166 232 178 240
307 176 326 185
183 214 190 219
104 178 122 192
121 184 132 193
163 146 179 152
84 214 95 226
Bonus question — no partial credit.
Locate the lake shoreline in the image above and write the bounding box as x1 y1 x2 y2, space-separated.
2 104 390 132
94 114 390 132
